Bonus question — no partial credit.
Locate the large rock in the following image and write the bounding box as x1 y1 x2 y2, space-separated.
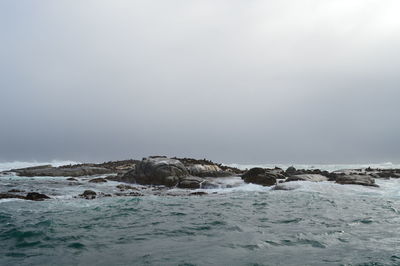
335 174 379 187
285 166 297 176
7 166 113 177
242 168 278 186
178 176 205 189
122 156 189 187
79 190 97 199
286 174 328 182
25 192 50 201
186 164 232 177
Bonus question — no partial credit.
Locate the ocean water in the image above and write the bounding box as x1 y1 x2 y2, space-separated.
1 162 400 266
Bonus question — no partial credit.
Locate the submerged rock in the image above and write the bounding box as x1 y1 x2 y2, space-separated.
335 174 379 187
79 190 97 199
25 192 50 201
286 174 328 182
190 191 208 196
0 193 26 200
89 178 107 183
122 156 189 187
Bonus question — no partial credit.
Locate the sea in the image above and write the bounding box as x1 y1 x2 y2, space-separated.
1 161 400 266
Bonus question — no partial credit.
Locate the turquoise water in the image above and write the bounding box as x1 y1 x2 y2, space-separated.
1 163 400 265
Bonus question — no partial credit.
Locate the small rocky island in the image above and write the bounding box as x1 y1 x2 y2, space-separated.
1 156 399 201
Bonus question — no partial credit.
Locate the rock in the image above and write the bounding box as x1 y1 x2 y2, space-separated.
335 174 379 187
178 176 205 189
286 174 328 182
89 178 107 183
190 191 208 196
116 184 139 191
242 168 277 186
0 193 26 200
186 164 232 177
67 178 78 181
173 157 244 175
105 174 124 182
1 192 50 201
122 156 189 187
25 192 50 201
285 166 297 176
9 166 114 177
79 190 97 199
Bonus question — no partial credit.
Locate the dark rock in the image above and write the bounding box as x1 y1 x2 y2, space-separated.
335 174 379 187
122 157 189 187
286 174 328 182
105 174 124 181
25 192 50 201
178 176 205 189
285 166 297 176
10 166 114 177
190 191 208 196
242 168 277 186
0 193 26 200
67 178 78 181
79 190 97 199
89 178 107 183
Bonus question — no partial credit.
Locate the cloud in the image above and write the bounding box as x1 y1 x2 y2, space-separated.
1 0 400 163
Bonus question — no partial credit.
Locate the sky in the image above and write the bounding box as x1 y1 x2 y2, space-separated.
1 0 400 164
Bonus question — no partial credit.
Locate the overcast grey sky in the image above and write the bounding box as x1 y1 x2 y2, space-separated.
1 0 400 163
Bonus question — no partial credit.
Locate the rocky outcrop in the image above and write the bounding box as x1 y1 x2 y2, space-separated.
242 168 279 186
286 174 328 182
0 192 50 201
122 156 189 186
7 166 113 177
335 174 379 187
